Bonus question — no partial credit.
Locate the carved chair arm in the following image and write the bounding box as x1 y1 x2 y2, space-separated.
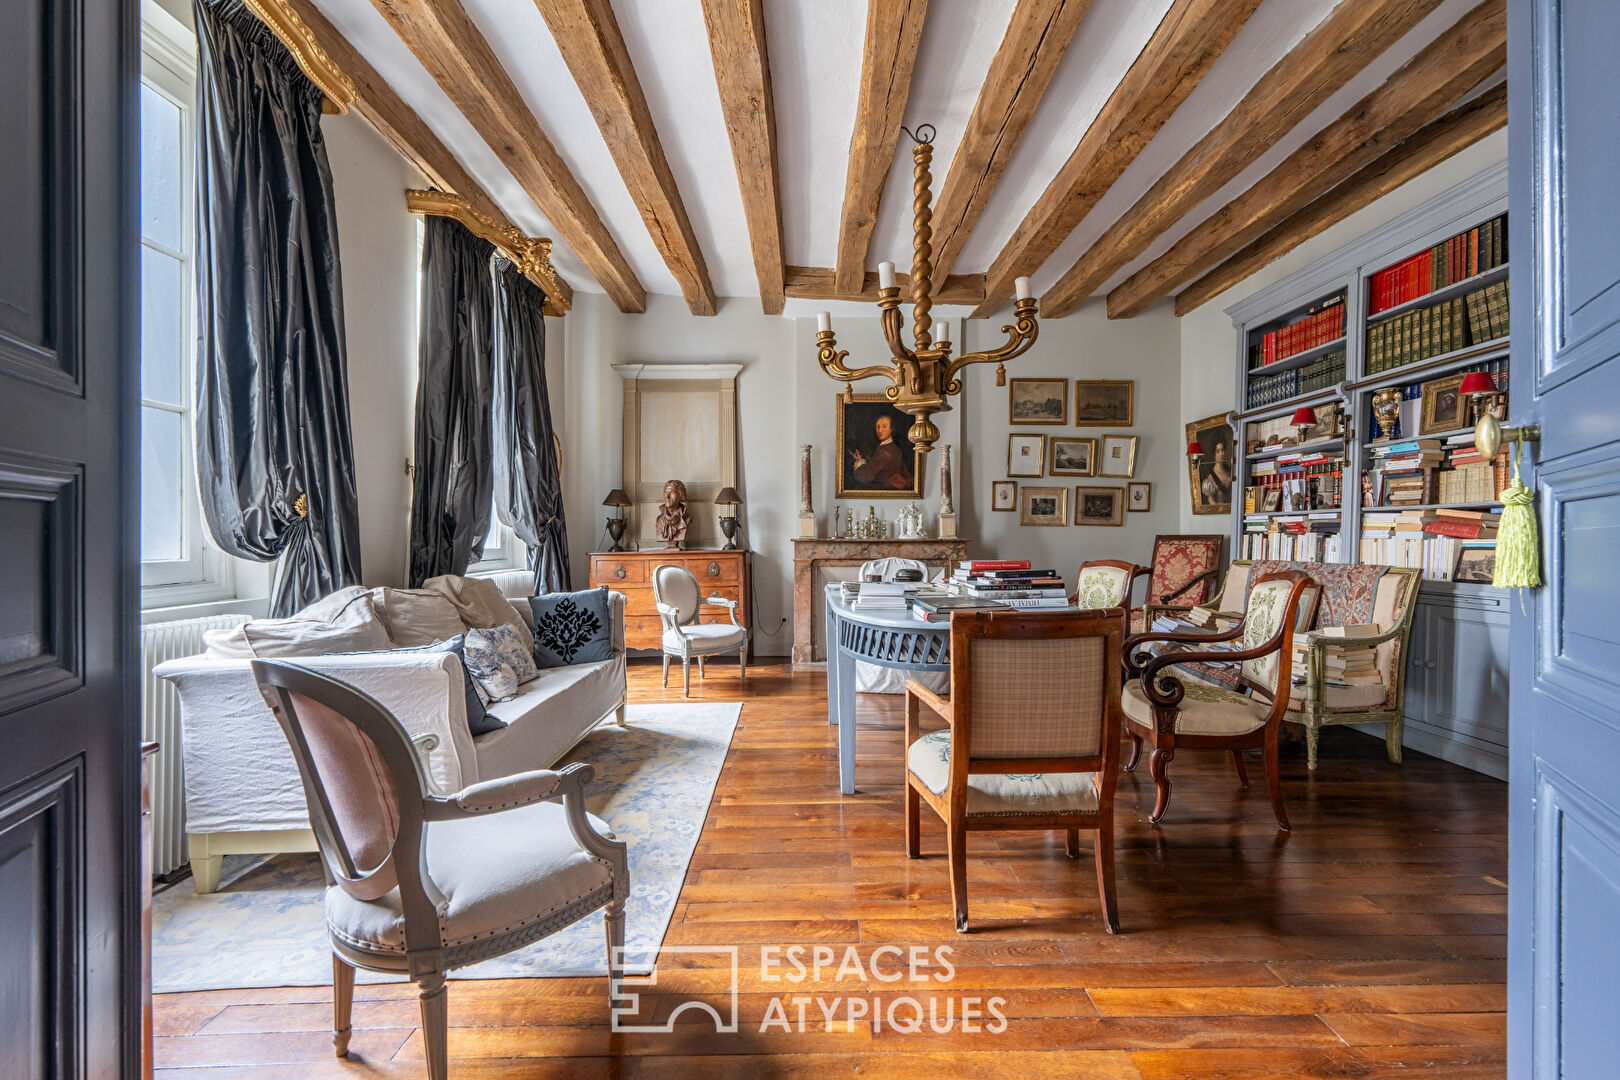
1123 621 1245 678
422 768 567 820
905 680 953 724
1136 625 1290 710
655 601 689 636
1160 567 1220 606
410 733 450 798
702 595 741 626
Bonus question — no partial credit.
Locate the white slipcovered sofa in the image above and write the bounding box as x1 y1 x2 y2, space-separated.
155 573 627 892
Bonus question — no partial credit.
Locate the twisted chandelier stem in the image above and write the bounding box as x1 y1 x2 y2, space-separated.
911 141 933 353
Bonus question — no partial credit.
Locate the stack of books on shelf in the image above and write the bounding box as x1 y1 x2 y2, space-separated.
1424 508 1500 541
1366 438 1443 506
1364 280 1509 375
1367 214 1507 316
1291 624 1381 689
1359 509 1502 580
1245 349 1345 410
1240 519 1342 563
1436 436 1510 502
944 560 1070 611
1249 296 1345 368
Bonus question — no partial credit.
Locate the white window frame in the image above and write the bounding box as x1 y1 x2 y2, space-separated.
139 2 243 610
471 503 527 573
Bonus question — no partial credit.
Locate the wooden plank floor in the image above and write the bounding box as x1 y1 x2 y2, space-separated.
153 658 1507 1078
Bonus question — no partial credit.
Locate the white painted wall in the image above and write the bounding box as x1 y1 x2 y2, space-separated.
325 110 424 587
556 291 1182 655
1174 131 1509 530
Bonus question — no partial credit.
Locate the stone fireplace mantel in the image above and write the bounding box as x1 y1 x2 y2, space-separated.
791 537 969 664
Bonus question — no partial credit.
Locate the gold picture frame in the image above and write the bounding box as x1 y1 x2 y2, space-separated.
1419 374 1469 435
1186 413 1235 516
1073 380 1134 426
1049 436 1096 476
991 480 1017 511
1127 481 1152 512
1007 433 1046 478
835 393 922 498
1097 434 1139 478
1075 485 1124 526
1009 378 1068 424
1019 485 1068 526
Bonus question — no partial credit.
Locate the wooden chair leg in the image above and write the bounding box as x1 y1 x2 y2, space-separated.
697 655 706 679
661 654 669 688
417 972 449 1080
1094 816 1119 934
604 899 626 987
331 953 353 1057
904 780 920 858
1305 720 1321 771
683 657 691 696
1229 748 1250 790
739 648 746 683
1147 747 1174 823
1263 733 1291 832
1385 716 1403 764
1064 828 1080 858
947 817 969 933
1124 732 1142 772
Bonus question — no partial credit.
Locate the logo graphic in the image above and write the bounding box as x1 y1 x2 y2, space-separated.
610 945 739 1033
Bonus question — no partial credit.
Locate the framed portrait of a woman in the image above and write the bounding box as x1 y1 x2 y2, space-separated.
1186 413 1235 515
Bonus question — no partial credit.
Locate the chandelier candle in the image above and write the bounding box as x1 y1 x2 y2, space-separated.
815 125 1040 455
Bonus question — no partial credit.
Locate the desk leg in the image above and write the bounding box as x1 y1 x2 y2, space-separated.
825 598 839 724
836 646 857 795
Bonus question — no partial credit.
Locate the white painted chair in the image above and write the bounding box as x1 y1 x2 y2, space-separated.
653 564 748 695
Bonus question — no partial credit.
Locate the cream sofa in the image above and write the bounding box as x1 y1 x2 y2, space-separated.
155 575 627 892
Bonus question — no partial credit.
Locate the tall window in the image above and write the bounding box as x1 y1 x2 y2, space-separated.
140 5 235 605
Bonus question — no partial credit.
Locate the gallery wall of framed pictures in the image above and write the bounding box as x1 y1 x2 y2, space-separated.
997 377 1147 526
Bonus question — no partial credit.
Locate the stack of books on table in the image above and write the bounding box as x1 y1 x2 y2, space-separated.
946 560 1070 611
1292 624 1381 688
910 595 1012 623
850 581 911 611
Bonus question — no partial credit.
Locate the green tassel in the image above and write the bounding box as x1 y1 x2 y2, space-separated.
1493 440 1541 589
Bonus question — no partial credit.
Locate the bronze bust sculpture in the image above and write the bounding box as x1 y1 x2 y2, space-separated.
654 478 693 549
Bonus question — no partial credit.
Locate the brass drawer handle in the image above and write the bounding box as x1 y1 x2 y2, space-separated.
708 562 721 577
613 565 627 579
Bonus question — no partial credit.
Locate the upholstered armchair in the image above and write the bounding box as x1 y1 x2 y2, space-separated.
1128 534 1226 632
1122 570 1316 831
654 563 748 695
1071 559 1149 610
905 609 1126 934
252 660 629 1080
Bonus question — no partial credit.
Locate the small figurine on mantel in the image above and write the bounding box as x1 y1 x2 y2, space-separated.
897 503 925 539
655 478 693 549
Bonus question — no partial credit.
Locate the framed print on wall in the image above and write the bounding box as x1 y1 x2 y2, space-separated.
1075 486 1124 526
991 480 1017 511
1007 433 1046 477
835 393 922 498
1098 434 1138 478
1186 412 1235 515
1009 378 1067 424
1019 485 1067 526
1073 380 1134 426
1049 436 1096 476
1127 481 1151 512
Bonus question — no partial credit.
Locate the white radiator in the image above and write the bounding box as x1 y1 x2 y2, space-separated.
140 614 250 877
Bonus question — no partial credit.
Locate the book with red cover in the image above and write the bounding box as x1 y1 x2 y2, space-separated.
958 560 1030 571
1424 519 1498 539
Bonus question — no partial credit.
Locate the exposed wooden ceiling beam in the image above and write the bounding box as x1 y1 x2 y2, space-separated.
784 266 986 306
277 0 571 311
833 0 930 296
531 0 715 316
971 0 1263 318
1106 0 1506 319
929 0 1091 285
370 0 645 313
700 0 786 315
1042 0 1444 318
1173 83 1507 317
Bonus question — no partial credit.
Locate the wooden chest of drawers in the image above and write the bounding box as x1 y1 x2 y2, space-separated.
589 549 750 652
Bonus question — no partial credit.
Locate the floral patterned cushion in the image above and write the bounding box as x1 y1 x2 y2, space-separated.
1121 681 1267 736
461 631 519 703
528 587 614 668
906 731 1099 816
1240 579 1296 693
467 623 538 686
1147 536 1222 607
1074 566 1131 611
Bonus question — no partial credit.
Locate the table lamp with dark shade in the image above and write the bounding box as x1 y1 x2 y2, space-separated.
602 488 632 552
715 487 743 551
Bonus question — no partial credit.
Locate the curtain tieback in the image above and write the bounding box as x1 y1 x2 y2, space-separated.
294 492 309 519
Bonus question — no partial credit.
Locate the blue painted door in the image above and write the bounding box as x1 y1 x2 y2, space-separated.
1508 0 1620 1075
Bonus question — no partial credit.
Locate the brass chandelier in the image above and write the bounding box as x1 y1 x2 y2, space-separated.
815 124 1039 454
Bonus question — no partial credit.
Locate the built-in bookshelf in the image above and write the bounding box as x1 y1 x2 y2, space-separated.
1225 174 1510 585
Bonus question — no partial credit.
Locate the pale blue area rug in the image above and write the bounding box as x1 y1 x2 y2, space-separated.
152 701 741 992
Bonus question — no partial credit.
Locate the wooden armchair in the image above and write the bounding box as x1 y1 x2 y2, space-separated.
1121 570 1316 831
1071 559 1148 609
904 609 1125 934
1129 534 1225 632
253 660 629 1080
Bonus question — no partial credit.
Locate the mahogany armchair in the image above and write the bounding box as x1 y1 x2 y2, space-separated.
1128 534 1225 632
253 660 629 1080
1071 559 1149 609
1121 570 1316 831
905 609 1126 934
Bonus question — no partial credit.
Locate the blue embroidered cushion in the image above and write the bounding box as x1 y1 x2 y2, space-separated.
529 587 613 668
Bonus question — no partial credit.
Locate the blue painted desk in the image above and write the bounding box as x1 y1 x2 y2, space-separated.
823 584 952 794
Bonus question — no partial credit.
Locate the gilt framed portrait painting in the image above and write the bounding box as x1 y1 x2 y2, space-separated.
836 394 921 498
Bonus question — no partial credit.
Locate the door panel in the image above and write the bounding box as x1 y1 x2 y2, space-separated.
1429 604 1511 746
0 0 136 1076
1509 0 1620 1074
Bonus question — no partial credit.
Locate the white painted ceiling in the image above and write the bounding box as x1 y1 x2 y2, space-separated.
309 0 1489 315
